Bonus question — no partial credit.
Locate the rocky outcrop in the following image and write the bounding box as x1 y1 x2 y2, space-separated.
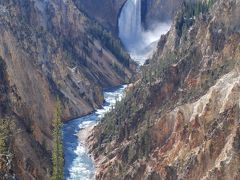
73 0 126 34
141 0 183 28
0 0 135 179
89 0 240 179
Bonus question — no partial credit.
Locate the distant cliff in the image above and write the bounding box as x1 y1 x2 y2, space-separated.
73 0 126 34
141 0 183 27
89 0 240 179
0 0 136 179
75 0 183 34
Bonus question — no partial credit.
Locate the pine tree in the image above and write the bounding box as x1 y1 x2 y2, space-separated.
0 119 8 155
51 99 64 180
0 118 15 179
208 0 214 8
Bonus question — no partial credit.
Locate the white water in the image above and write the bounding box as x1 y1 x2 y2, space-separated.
119 0 142 51
118 0 171 64
63 85 126 180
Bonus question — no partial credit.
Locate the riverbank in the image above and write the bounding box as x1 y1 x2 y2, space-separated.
78 123 96 145
86 126 111 180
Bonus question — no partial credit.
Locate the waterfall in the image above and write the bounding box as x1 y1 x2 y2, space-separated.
118 0 142 52
118 0 171 64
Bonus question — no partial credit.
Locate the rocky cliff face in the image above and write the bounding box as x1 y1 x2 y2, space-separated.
141 0 182 28
141 0 198 28
73 0 126 34
89 0 240 179
75 0 183 34
0 0 135 179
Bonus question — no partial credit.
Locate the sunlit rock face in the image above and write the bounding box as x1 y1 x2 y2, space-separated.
0 0 135 179
90 0 240 179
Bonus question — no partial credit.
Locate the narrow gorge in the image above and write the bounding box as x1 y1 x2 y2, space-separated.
0 0 239 180
63 0 168 179
0 0 136 179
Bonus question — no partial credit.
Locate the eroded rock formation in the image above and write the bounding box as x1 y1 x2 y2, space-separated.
0 0 135 178
89 0 240 179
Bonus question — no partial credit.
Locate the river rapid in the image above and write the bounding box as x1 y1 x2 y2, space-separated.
63 85 126 180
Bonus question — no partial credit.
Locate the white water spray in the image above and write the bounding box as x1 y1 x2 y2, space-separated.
119 0 142 51
118 0 171 64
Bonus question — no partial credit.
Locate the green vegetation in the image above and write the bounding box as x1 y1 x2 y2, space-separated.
141 52 178 85
184 0 215 18
207 0 215 8
0 57 14 177
0 118 11 155
0 118 14 179
176 0 215 37
0 57 10 114
87 21 131 67
51 99 63 180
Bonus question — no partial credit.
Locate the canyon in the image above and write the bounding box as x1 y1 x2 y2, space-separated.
0 0 136 179
0 0 239 179
89 0 240 179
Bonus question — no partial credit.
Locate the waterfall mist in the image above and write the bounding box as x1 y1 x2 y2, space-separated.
118 0 171 64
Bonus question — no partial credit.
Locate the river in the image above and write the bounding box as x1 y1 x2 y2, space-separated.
63 85 126 180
